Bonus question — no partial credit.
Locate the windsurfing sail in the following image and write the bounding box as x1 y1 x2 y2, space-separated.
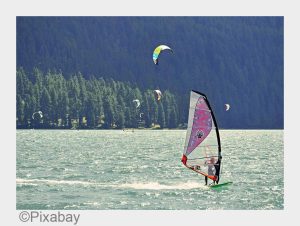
182 90 222 183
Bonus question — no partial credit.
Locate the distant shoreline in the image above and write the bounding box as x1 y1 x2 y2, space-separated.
16 128 283 130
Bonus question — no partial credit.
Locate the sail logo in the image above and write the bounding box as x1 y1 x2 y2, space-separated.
196 130 204 139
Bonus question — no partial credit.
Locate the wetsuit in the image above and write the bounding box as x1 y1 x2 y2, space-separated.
205 163 216 185
214 159 221 184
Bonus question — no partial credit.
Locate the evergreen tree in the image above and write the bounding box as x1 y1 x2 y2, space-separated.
40 87 52 126
115 96 126 129
86 92 97 128
157 101 166 129
102 96 114 129
16 95 25 125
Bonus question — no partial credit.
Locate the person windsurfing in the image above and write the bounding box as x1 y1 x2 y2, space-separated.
214 156 222 184
205 156 217 186
182 91 231 187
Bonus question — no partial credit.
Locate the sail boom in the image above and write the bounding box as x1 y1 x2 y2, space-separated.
184 164 218 181
182 144 219 149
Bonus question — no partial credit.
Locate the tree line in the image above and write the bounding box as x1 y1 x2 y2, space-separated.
16 68 180 129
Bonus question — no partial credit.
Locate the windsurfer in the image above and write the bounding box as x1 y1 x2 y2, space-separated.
214 158 221 184
205 157 217 185
182 91 224 186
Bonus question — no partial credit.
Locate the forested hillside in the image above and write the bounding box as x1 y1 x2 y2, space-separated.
17 17 284 129
16 68 179 129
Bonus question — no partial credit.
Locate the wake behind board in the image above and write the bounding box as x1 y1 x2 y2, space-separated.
209 181 233 188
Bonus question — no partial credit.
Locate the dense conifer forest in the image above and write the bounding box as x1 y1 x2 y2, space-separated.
17 68 179 129
17 17 284 129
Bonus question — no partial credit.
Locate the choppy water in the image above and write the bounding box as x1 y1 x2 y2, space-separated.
16 130 283 210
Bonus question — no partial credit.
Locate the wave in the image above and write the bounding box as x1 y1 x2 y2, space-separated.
16 178 207 190
16 178 96 186
117 181 207 190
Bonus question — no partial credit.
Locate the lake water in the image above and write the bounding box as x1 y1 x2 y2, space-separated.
16 129 283 210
